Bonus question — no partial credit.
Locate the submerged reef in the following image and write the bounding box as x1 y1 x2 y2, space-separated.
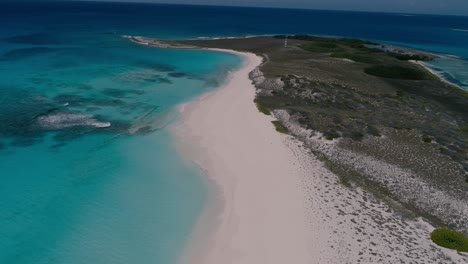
1 47 61 61
3 33 62 45
0 81 172 150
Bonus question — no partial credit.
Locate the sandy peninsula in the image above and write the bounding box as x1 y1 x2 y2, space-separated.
171 49 468 263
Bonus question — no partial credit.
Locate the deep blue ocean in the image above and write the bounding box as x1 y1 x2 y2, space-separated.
0 2 467 263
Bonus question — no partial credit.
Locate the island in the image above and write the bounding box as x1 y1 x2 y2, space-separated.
129 35 468 263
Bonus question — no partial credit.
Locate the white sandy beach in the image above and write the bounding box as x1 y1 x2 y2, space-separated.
173 51 319 264
172 50 468 264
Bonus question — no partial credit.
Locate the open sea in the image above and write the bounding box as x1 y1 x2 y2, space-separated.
0 1 467 263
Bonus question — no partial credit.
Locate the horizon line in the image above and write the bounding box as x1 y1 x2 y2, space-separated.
5 0 468 17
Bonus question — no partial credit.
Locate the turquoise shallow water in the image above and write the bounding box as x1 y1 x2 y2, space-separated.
422 57 468 89
1 132 206 263
0 6 242 263
0 42 242 263
1 2 468 264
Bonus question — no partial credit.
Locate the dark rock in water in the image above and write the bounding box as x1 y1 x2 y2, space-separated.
3 33 61 45
168 72 188 78
1 47 60 61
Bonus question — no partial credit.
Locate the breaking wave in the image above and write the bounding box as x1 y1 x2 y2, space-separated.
452 28 468 32
38 113 111 130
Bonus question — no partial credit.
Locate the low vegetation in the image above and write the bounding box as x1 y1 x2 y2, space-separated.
461 124 468 132
364 65 429 80
279 35 433 66
276 34 377 48
430 228 468 252
301 42 344 53
180 35 468 234
387 52 431 61
324 129 341 140
255 100 271 115
271 121 288 134
331 51 379 64
422 136 433 143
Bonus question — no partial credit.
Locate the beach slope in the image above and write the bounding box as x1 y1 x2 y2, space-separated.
173 51 319 264
171 47 468 264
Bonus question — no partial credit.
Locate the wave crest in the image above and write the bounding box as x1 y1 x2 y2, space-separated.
38 113 111 130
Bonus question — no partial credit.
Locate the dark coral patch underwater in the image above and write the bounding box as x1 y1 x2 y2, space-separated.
1 47 61 61
3 33 62 45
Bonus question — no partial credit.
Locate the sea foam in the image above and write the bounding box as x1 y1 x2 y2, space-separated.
38 113 111 130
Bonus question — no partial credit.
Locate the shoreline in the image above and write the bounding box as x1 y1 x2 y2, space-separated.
411 59 466 90
169 48 468 263
125 34 467 93
171 50 321 264
171 49 258 264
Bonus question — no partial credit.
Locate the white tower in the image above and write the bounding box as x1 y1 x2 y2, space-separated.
284 36 288 48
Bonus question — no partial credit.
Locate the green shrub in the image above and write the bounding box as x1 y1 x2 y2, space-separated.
300 43 343 53
324 129 340 140
279 35 377 47
430 228 468 252
387 52 431 61
422 136 433 143
461 124 468 132
364 65 429 80
338 38 377 48
367 125 381 137
271 121 288 134
350 131 364 141
255 100 271 115
316 42 339 49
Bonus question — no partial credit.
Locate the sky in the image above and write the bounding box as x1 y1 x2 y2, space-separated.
9 0 468 16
